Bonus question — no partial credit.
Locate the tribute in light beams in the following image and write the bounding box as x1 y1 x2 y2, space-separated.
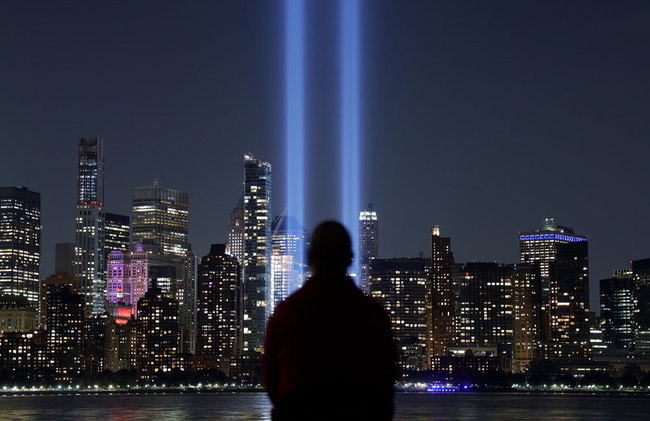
285 0 306 283
340 0 361 281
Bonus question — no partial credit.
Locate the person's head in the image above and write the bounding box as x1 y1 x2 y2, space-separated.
308 221 353 276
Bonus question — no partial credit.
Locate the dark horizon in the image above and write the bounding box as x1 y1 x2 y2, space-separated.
2 1 650 309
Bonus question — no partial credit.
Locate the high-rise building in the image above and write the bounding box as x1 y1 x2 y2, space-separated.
39 272 78 325
547 241 590 358
600 277 635 352
179 245 198 354
241 153 271 380
519 218 587 343
0 186 41 309
54 243 75 277
427 225 455 361
73 138 106 314
456 262 514 359
44 280 84 382
132 181 188 259
136 284 180 381
632 258 650 355
83 313 109 377
105 212 130 257
358 204 378 294
512 263 542 372
370 258 429 372
226 194 245 265
197 244 240 377
106 244 149 311
270 213 309 314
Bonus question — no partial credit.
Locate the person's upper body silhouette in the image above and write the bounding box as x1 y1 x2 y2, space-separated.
262 221 397 420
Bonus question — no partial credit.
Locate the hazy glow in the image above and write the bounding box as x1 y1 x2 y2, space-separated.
340 0 361 280
285 0 305 280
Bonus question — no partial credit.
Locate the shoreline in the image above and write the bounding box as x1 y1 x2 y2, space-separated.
1 387 649 397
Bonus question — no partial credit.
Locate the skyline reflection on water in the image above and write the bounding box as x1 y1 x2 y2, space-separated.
0 392 649 420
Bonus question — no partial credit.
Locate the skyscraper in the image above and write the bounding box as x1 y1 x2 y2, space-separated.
241 153 271 380
44 280 84 382
428 225 455 361
519 218 587 343
132 182 188 259
105 212 130 257
456 262 514 359
226 194 245 266
0 187 41 309
269 213 309 314
179 245 198 354
73 138 106 314
547 241 590 358
197 244 240 377
512 263 542 372
54 243 75 277
358 204 378 294
632 258 650 355
600 277 635 352
370 257 429 372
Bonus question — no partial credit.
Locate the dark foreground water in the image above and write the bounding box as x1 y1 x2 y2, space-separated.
0 392 648 420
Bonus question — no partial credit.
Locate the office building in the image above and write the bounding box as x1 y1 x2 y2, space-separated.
358 204 378 294
370 258 429 372
428 225 455 361
600 277 635 352
73 137 106 314
179 245 198 354
197 244 240 377
547 241 590 359
241 153 271 380
226 194 245 265
105 212 130 257
83 313 109 376
0 186 41 308
519 218 588 343
270 213 309 313
132 181 188 259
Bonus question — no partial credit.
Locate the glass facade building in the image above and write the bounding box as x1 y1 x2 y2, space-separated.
600 277 635 351
73 137 106 314
269 213 308 314
241 153 271 380
0 186 41 309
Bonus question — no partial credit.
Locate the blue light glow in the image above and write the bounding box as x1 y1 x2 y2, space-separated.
340 0 361 281
285 0 305 276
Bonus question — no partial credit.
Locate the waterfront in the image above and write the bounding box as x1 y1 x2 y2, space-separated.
0 392 649 420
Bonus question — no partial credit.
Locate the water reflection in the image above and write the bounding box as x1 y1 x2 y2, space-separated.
0 392 649 420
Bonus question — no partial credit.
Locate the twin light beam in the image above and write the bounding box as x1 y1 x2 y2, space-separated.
285 0 361 281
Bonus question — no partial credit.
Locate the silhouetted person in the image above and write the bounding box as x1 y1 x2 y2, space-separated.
263 221 397 420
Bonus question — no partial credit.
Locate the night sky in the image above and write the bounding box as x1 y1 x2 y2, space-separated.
2 1 650 308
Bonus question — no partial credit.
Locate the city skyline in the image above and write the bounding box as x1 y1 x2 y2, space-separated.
2 1 650 310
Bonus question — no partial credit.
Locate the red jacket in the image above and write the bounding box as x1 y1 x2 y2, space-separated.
262 274 397 420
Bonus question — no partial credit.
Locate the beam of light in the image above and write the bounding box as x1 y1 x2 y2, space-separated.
285 0 305 283
340 0 361 282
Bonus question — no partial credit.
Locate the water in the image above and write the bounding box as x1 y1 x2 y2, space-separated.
0 392 648 420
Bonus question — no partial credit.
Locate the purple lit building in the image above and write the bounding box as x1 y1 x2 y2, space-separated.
106 244 149 311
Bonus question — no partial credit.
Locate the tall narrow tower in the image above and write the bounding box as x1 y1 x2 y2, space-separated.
428 225 455 361
241 153 271 380
73 138 106 314
358 204 378 294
